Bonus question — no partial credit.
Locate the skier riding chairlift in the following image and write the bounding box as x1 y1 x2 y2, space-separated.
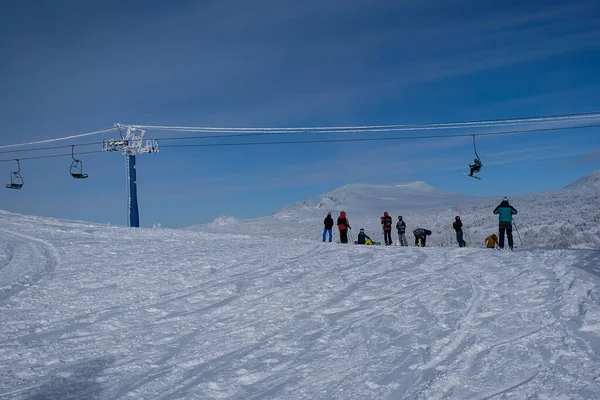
469 158 482 177
464 135 483 179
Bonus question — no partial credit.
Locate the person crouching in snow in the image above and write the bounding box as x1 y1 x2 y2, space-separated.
337 211 351 244
484 233 499 248
413 228 432 247
356 228 373 245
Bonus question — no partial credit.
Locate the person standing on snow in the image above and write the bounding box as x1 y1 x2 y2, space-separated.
322 212 334 242
381 211 393 245
413 228 432 247
337 211 351 244
493 197 518 250
453 216 468 247
396 216 407 246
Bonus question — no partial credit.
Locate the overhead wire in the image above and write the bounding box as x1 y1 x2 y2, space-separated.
1 121 599 161
0 141 102 155
0 111 599 161
158 123 600 148
0 150 106 163
128 110 600 133
0 127 116 150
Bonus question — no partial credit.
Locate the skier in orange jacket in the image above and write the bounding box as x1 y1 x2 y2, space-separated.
484 233 499 248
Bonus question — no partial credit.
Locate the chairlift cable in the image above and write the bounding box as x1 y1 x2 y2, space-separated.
0 150 104 162
0 141 102 155
127 110 600 133
0 122 598 160
0 127 116 150
158 123 600 148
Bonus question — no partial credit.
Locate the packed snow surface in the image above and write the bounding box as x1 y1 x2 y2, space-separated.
1 209 600 399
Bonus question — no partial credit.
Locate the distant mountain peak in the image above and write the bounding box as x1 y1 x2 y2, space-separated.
565 169 600 190
393 181 435 191
279 180 471 215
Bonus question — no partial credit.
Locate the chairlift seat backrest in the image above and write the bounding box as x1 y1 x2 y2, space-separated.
70 159 89 179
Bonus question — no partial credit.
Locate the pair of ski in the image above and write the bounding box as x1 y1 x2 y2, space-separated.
459 172 481 180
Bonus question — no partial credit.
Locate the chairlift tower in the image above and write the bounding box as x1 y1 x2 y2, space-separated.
103 124 158 227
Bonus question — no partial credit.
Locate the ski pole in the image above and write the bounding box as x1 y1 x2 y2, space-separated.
513 218 524 246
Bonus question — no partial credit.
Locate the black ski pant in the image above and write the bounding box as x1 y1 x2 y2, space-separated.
383 230 392 245
414 234 426 247
340 229 348 244
456 230 467 247
498 222 513 249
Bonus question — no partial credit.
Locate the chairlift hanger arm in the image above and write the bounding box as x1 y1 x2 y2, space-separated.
473 135 481 162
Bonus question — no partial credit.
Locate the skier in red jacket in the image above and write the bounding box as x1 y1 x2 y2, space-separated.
381 211 393 245
337 211 351 244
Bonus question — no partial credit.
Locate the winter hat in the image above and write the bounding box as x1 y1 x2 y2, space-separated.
455 216 460 220
384 211 389 216
360 228 364 231
398 216 403 219
327 212 331 215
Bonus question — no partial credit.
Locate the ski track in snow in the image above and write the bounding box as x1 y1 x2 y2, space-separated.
0 214 600 399
0 228 59 303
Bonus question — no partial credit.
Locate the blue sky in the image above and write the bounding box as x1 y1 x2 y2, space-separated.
1 0 600 228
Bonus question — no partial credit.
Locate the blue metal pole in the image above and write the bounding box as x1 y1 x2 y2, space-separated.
127 154 140 227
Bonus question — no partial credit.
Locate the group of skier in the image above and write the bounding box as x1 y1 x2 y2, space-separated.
322 197 518 249
322 210 431 247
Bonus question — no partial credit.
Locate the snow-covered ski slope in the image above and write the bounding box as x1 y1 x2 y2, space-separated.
193 170 600 250
1 204 600 398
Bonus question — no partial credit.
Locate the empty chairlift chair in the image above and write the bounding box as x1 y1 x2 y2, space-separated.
70 145 88 179
6 159 23 190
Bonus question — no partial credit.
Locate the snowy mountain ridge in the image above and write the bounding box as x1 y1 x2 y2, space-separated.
193 169 600 249
566 168 600 190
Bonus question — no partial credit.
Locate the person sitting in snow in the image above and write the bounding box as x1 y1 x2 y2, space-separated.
356 228 373 245
413 228 432 247
484 233 500 248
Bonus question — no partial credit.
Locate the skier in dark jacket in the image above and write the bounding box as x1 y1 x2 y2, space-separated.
493 197 518 250
381 211 393 245
413 228 432 247
322 212 334 242
453 216 468 247
469 159 482 177
337 211 351 244
396 216 407 246
356 228 372 245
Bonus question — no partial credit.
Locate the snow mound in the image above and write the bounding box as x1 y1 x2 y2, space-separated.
210 215 239 226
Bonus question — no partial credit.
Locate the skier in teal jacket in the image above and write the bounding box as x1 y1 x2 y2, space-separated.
493 197 517 250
